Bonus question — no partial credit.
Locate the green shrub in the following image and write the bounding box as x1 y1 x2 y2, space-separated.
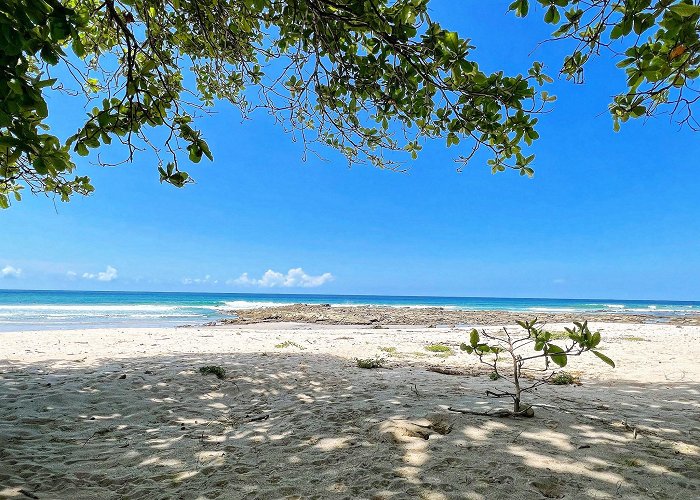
199 365 226 379
460 320 614 414
489 371 501 381
550 371 579 385
355 357 385 369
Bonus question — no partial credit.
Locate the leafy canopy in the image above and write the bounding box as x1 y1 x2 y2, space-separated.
509 0 700 131
1 0 698 208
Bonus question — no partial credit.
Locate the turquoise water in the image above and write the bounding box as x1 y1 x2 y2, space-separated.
0 289 699 331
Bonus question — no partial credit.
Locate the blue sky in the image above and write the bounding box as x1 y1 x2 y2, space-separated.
2 1 699 300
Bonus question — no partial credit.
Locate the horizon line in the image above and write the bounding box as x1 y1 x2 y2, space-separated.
0 287 697 304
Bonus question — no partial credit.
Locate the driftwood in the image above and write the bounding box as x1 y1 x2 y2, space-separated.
448 406 535 418
245 414 269 423
427 366 469 376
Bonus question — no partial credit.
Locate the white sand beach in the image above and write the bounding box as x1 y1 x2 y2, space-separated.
1 322 699 499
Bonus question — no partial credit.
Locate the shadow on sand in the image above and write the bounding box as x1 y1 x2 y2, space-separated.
1 351 699 499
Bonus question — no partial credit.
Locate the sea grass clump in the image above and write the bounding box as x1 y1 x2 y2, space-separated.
275 341 305 349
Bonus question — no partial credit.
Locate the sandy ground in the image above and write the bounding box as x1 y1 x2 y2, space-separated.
1 322 699 499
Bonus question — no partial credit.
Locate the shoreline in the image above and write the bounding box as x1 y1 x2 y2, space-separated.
4 290 700 333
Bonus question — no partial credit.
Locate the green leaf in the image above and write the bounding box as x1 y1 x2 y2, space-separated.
7 79 23 94
33 156 48 174
592 350 615 368
610 23 625 39
544 6 560 24
548 344 567 367
670 4 700 18
509 0 529 17
470 329 480 347
460 343 473 354
72 35 86 57
199 140 213 161
36 78 57 89
444 31 458 51
169 171 189 187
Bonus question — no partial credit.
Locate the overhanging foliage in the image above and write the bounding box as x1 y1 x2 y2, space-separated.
1 0 698 207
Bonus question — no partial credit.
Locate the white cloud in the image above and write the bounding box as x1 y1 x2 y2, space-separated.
182 275 218 285
82 265 118 282
66 271 77 279
229 268 334 288
230 272 255 286
1 265 22 278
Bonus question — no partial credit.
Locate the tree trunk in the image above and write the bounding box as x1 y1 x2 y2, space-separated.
513 357 521 413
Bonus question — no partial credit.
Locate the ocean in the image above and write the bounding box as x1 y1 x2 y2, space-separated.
0 289 699 332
